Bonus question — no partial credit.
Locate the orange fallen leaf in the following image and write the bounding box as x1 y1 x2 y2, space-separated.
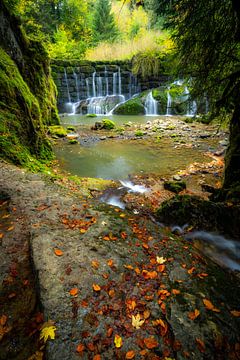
121 232 127 239
69 288 78 296
91 260 99 269
188 309 200 320
107 327 113 337
126 299 137 311
142 270 158 279
172 289 180 295
114 334 123 348
103 236 110 241
135 267 141 274
0 315 7 326
124 264 134 270
107 259 114 267
108 289 115 298
140 350 148 356
76 343 85 353
144 336 158 349
230 310 240 317
87 342 95 351
143 309 151 319
92 284 101 292
54 248 63 256
126 350 135 359
7 226 14 231
187 267 196 274
93 355 101 360
203 299 220 312
142 243 149 250
0 233 4 239
196 338 205 352
80 228 86 233
157 265 165 273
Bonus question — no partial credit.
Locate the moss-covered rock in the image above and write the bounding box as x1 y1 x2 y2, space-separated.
102 119 115 129
48 126 67 138
113 98 145 115
0 1 59 169
163 180 186 194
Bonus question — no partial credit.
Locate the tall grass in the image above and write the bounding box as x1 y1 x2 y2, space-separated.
85 30 170 61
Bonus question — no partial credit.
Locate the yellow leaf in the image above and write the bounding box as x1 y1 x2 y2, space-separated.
92 284 101 292
132 313 145 329
156 256 167 264
114 334 123 348
40 324 56 343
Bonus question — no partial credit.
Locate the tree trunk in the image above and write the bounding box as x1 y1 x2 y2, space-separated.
222 103 240 192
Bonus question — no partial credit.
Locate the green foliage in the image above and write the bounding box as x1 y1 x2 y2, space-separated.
92 0 119 43
132 50 163 79
102 119 116 129
113 98 145 115
135 130 144 137
86 113 97 117
48 126 67 138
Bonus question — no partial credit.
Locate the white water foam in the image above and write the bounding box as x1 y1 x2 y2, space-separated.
120 180 148 193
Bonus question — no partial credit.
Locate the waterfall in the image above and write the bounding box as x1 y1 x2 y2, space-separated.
86 78 90 98
92 72 96 97
105 66 109 96
73 71 80 101
145 91 158 115
185 86 197 116
118 66 121 95
113 72 117 95
64 68 71 103
166 88 172 116
97 76 103 97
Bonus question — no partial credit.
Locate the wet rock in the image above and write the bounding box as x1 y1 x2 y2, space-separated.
164 180 186 194
173 174 182 181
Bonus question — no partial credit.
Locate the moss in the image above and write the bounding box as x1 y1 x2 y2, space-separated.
135 130 144 137
113 98 145 115
163 181 186 194
48 126 67 138
66 126 76 131
102 119 115 129
86 113 97 118
68 139 78 144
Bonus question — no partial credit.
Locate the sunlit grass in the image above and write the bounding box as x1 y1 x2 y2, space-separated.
85 30 171 61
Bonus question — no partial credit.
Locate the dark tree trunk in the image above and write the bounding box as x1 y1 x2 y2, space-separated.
222 103 240 192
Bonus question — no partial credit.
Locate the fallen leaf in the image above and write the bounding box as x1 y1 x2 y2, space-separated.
126 299 137 311
93 355 101 360
40 324 56 343
114 334 123 348
92 284 101 292
120 213 126 218
156 256 167 264
203 299 220 312
230 310 240 317
172 289 180 295
188 309 200 320
107 259 114 267
132 314 145 329
195 338 205 352
142 270 158 279
108 289 115 298
54 248 63 256
124 264 134 270
91 260 99 269
107 327 113 337
126 350 135 359
0 315 7 326
76 343 85 353
69 288 78 296
144 337 158 349
143 309 151 319
157 264 165 273
80 228 86 233
187 267 195 274
7 226 14 231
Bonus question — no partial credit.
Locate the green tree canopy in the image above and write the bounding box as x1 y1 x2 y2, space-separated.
92 0 119 43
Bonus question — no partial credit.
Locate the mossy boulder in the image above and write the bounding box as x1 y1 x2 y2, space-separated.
86 113 97 118
113 98 145 115
156 195 240 238
68 139 78 144
102 119 115 129
135 130 144 137
164 180 186 194
48 126 67 138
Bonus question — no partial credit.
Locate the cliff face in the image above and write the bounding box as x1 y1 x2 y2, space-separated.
0 1 59 169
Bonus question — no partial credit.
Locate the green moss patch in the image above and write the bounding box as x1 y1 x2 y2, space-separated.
113 98 145 115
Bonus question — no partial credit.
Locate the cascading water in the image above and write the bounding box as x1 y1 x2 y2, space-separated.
73 71 80 101
145 91 158 115
105 66 109 96
92 72 96 98
166 88 172 116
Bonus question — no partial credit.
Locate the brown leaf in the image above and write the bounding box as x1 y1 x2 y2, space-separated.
76 343 85 353
69 288 78 296
142 270 158 279
196 338 205 352
92 284 101 292
0 315 7 326
230 310 240 317
91 260 99 269
143 310 151 319
54 248 63 256
157 265 165 273
126 350 135 359
107 259 114 267
172 289 180 295
93 355 101 360
144 337 159 349
188 309 200 320
107 327 113 337
203 299 220 312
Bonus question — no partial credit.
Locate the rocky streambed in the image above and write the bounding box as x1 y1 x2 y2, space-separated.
0 159 240 359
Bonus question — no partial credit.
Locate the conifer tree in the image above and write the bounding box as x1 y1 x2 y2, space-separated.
92 0 119 43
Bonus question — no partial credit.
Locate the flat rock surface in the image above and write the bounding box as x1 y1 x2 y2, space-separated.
0 161 240 359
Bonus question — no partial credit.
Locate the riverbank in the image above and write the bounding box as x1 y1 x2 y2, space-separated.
0 160 240 359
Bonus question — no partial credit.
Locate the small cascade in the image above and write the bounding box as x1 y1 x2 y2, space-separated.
73 71 80 101
113 72 117 95
105 66 109 96
86 78 90 98
118 66 122 95
145 91 158 115
64 68 71 103
92 72 96 97
166 88 172 116
97 76 103 97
